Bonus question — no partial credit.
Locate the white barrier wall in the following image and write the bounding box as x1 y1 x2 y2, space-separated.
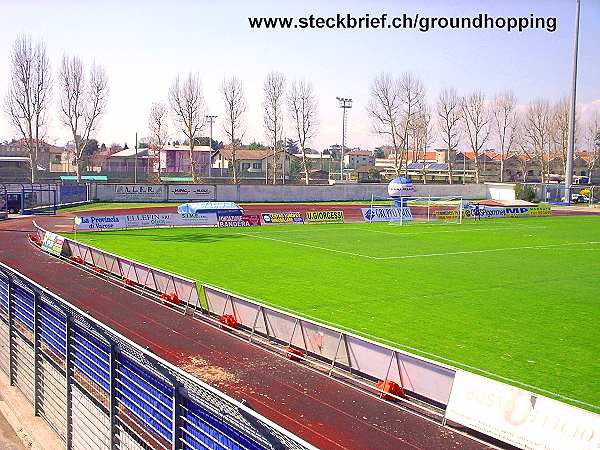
91 183 507 203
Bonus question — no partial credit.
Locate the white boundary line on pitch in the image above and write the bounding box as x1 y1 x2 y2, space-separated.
224 288 600 412
378 241 600 260
240 233 600 261
239 233 379 259
241 224 548 237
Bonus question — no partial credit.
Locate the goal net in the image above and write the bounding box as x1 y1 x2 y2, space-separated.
365 196 464 225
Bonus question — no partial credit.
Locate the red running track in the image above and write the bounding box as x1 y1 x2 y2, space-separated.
0 214 490 450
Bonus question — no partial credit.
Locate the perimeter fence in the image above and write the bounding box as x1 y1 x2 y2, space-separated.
0 261 314 450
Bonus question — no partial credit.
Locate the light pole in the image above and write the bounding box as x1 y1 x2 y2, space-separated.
336 97 352 181
565 0 581 203
206 115 217 179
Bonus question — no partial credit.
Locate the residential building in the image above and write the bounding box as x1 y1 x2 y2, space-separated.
343 150 374 169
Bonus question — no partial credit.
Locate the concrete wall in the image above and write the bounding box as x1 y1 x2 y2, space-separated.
91 182 513 203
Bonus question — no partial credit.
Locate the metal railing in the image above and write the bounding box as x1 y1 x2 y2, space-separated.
0 262 315 450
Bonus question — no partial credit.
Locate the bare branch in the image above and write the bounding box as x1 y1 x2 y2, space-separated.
263 71 286 183
460 90 491 183
221 76 246 184
4 34 52 182
366 73 402 174
168 73 205 182
288 79 318 185
58 55 108 182
437 88 461 184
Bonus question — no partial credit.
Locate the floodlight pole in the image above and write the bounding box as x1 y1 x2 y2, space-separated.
206 115 217 179
336 97 352 182
565 0 581 203
134 132 138 184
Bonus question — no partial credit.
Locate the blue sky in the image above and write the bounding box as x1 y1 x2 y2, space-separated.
0 0 598 150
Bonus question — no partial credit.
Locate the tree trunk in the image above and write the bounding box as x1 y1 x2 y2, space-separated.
474 154 481 184
272 148 277 184
301 147 310 185
447 148 453 184
188 142 197 183
500 152 505 183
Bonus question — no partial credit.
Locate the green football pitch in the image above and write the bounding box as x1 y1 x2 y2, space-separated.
67 216 600 412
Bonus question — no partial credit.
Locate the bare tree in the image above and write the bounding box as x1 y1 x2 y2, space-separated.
168 73 205 182
221 76 246 184
492 91 518 182
58 55 108 182
584 114 600 179
522 99 551 183
412 103 433 184
513 116 533 182
288 80 318 185
550 97 570 176
4 34 51 182
461 91 491 183
397 73 425 176
437 88 461 184
366 73 402 175
263 72 286 184
148 102 169 179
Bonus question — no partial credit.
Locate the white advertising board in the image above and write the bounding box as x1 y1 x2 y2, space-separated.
76 213 217 230
167 185 215 201
361 207 413 222
446 370 600 450
112 184 165 201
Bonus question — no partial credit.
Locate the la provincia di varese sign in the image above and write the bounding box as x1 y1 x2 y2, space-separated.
361 207 412 222
76 213 217 230
445 370 600 450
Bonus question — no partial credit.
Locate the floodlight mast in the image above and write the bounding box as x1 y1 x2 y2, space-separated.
206 115 217 179
336 97 352 181
565 0 581 203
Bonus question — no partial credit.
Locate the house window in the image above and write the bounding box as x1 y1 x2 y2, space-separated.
252 162 261 170
241 163 250 170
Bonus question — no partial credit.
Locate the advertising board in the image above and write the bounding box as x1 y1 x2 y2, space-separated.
505 204 552 217
167 185 215 201
305 210 344 224
261 212 304 224
463 205 506 219
218 214 261 227
41 231 65 256
76 213 217 230
361 207 412 222
446 370 600 450
112 184 165 201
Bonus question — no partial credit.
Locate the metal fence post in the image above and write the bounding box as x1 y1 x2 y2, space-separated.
109 344 117 449
7 276 14 386
172 384 182 450
33 291 40 416
64 315 73 450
